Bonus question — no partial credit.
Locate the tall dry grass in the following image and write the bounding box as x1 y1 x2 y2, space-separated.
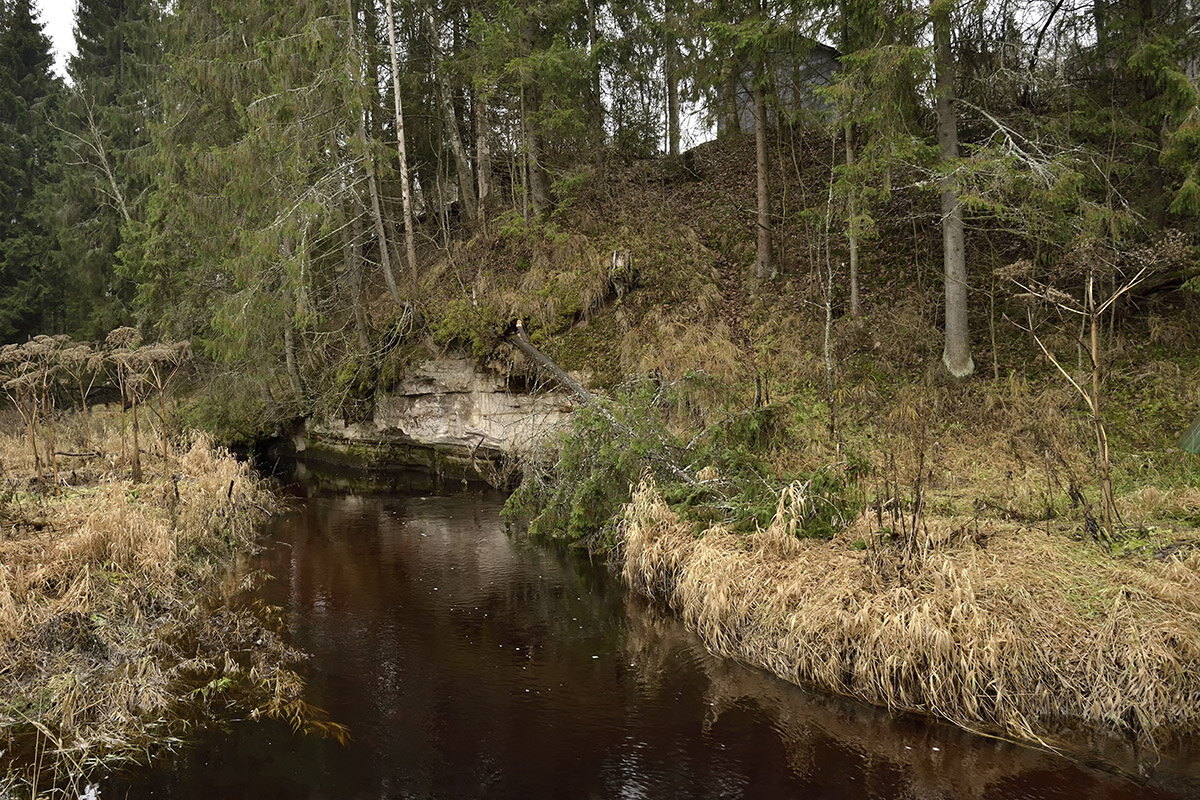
620 478 1200 752
0 412 327 794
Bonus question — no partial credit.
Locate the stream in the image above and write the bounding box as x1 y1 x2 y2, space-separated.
114 488 1199 799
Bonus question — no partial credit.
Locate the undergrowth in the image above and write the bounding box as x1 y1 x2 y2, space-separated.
503 377 864 550
621 478 1200 752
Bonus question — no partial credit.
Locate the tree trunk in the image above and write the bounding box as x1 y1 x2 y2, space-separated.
933 2 973 379
426 12 478 226
343 202 372 355
521 78 549 216
517 12 549 216
721 66 741 136
384 0 418 274
1087 275 1115 539
475 89 493 222
363 142 403 306
587 0 604 145
753 72 772 282
510 327 699 488
284 319 304 400
349 3 403 306
664 0 680 156
846 124 861 317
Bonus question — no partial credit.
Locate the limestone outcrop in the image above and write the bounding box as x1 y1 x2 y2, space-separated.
291 358 576 483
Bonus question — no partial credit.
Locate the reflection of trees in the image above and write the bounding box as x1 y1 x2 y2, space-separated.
252 493 1194 800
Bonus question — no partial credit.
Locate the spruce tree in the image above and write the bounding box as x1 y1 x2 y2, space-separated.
47 0 157 339
0 0 60 342
131 0 364 403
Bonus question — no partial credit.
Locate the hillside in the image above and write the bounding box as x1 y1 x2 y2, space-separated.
292 130 1200 762
377 129 1200 543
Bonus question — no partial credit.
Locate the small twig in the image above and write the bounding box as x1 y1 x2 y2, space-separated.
1033 335 1094 411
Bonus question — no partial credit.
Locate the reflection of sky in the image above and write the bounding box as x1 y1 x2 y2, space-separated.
112 491 1199 800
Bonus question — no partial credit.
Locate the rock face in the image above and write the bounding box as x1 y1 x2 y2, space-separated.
293 358 576 483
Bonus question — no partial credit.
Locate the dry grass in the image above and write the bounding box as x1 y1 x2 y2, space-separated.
621 478 1200 752
0 411 328 794
619 315 745 385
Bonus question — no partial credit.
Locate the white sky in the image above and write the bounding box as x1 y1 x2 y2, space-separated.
36 0 77 77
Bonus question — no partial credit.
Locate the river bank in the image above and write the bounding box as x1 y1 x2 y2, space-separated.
0 411 336 795
617 477 1200 767
109 489 1200 799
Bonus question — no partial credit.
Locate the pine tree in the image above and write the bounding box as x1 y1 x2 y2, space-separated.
0 0 60 343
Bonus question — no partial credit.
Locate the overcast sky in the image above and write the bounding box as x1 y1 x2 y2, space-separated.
37 0 76 77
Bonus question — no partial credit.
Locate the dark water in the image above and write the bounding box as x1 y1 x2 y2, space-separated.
113 491 1199 800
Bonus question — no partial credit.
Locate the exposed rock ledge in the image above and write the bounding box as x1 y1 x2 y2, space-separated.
290 357 578 483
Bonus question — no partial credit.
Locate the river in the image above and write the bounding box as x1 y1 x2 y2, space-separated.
114 489 1199 799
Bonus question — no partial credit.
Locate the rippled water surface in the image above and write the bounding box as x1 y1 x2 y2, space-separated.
115 491 1199 799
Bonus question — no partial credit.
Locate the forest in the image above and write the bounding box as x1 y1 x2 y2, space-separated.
2 0 1200 792
0 0 1195 393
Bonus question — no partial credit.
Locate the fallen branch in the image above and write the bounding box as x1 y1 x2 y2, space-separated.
509 322 698 487
511 320 594 404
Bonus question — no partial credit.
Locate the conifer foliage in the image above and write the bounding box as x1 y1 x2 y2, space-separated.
49 0 157 339
0 0 1194 395
0 0 59 341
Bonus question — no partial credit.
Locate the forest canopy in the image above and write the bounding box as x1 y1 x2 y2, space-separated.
0 0 1196 395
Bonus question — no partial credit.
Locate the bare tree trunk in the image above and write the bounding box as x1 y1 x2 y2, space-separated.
721 66 741 136
521 79 549 216
846 124 861 317
284 321 304 400
80 97 132 226
510 326 699 487
349 3 403 306
587 0 604 145
361 120 403 305
823 130 838 440
753 71 772 282
933 2 974 379
664 0 680 156
1087 275 1115 538
384 0 418 274
475 89 492 222
426 12 478 226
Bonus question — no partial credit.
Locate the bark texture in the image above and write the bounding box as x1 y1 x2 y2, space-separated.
753 75 772 282
934 2 973 379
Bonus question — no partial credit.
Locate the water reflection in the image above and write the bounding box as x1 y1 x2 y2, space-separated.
113 492 1198 799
